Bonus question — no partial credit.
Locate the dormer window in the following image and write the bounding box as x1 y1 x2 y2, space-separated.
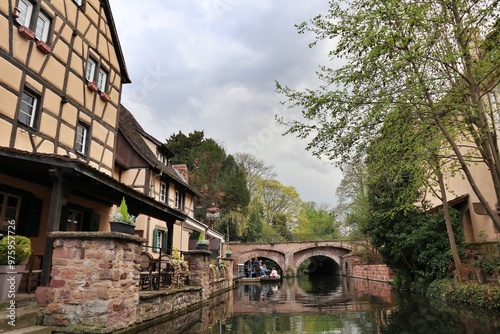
157 152 165 164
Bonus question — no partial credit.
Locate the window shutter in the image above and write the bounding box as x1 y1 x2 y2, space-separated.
89 213 100 231
19 196 42 237
153 228 159 252
163 231 168 252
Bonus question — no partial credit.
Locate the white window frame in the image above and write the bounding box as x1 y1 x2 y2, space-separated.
75 123 88 155
157 152 164 164
97 67 108 92
17 0 34 27
19 90 38 128
174 190 183 209
73 0 83 6
159 182 166 203
86 58 96 82
0 193 21 231
35 11 50 42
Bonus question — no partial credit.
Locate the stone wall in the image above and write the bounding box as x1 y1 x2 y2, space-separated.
35 234 235 333
36 232 143 333
349 264 394 282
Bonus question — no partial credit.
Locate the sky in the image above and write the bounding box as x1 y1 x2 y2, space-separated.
108 0 343 207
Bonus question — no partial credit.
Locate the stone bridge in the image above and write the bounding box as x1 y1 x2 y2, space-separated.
229 240 367 277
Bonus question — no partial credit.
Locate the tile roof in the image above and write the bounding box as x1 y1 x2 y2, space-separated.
118 105 202 197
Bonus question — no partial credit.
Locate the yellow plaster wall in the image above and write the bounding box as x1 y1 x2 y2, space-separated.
0 56 22 91
0 119 12 147
0 15 9 53
0 85 18 120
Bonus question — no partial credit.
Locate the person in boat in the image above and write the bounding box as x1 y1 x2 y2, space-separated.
270 267 280 279
253 257 260 277
260 263 268 277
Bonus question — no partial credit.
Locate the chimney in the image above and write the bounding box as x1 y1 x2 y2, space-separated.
173 164 189 183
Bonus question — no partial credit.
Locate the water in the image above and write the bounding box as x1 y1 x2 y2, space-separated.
128 276 500 333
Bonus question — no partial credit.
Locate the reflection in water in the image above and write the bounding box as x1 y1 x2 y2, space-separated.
127 276 499 334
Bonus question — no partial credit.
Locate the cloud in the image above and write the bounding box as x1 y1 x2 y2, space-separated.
110 0 341 206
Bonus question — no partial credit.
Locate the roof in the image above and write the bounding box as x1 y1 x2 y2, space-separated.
0 147 185 221
118 104 202 197
101 0 131 84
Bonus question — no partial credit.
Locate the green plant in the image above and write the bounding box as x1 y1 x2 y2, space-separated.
0 236 32 265
197 231 209 245
109 197 135 225
225 246 232 254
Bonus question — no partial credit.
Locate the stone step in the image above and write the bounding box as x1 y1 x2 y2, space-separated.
0 306 42 332
2 326 52 334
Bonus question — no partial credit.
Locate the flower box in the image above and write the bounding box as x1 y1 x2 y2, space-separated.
36 41 52 54
18 26 35 40
87 81 98 92
100 92 111 102
109 221 135 235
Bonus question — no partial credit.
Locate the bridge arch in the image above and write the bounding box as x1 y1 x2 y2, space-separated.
230 240 356 277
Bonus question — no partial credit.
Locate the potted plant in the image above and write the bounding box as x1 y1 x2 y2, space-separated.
109 197 136 235
0 235 32 301
196 231 209 250
225 246 232 258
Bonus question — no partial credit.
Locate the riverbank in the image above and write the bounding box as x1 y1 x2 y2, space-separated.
426 279 500 311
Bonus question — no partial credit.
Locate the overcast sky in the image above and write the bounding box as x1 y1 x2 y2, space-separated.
108 0 343 207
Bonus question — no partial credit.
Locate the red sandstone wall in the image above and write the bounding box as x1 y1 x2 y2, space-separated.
349 264 394 282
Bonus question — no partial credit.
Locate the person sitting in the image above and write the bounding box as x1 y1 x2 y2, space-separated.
260 264 268 276
270 267 280 279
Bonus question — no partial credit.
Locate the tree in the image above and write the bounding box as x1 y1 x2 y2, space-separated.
277 0 500 232
235 152 276 201
166 131 250 227
260 179 302 229
334 160 370 239
294 202 339 241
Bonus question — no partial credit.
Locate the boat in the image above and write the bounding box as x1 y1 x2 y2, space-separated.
238 276 282 283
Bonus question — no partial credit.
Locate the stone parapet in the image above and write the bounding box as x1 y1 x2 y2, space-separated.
36 232 144 333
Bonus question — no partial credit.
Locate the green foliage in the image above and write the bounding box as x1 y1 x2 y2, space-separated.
243 204 263 242
474 256 500 275
166 131 250 233
427 279 500 311
110 197 135 225
0 235 32 265
197 231 209 245
294 202 339 240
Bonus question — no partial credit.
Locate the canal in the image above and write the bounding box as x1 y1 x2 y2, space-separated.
126 276 499 333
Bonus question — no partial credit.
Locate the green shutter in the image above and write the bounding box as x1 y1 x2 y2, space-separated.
153 228 159 252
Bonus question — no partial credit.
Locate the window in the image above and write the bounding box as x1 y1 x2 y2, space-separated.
75 123 88 155
73 0 83 6
19 90 38 128
17 0 34 27
97 67 108 92
174 190 183 209
153 228 168 253
159 182 166 203
35 11 51 42
157 152 165 164
16 1 52 43
85 58 96 82
0 193 21 231
65 209 84 231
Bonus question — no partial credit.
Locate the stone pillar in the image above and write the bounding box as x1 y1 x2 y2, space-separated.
184 250 211 300
35 232 144 333
224 258 233 284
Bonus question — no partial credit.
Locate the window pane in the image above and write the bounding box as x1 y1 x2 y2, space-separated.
35 12 50 42
75 124 87 154
86 58 96 82
17 0 33 27
97 68 107 91
19 91 37 127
